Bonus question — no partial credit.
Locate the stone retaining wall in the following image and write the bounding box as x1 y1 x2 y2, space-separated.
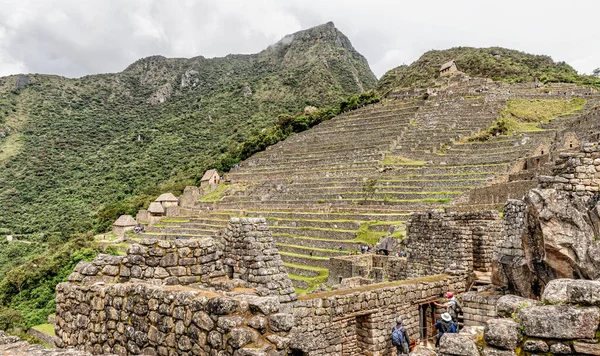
55 283 294 355
290 274 467 355
68 238 225 287
461 291 501 327
406 210 502 278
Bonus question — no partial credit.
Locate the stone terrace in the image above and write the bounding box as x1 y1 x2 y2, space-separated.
141 81 599 292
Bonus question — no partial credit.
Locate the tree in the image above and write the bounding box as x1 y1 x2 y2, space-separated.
593 68 600 78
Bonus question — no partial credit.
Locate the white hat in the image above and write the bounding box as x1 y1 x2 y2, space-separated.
442 313 452 322
396 317 403 324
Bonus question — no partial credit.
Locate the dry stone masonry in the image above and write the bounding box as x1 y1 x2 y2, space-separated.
441 279 600 356
55 218 296 355
406 210 502 278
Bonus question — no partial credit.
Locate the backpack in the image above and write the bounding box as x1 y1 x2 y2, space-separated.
392 325 405 346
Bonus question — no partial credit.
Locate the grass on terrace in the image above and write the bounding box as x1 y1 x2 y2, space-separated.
31 323 55 336
381 155 426 166
199 184 229 203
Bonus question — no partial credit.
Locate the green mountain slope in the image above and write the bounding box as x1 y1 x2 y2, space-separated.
0 22 376 236
377 46 599 93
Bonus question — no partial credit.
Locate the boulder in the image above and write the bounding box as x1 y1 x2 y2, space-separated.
483 319 521 350
438 333 479 356
496 295 536 318
543 278 600 306
228 328 258 349
519 189 600 296
518 305 600 339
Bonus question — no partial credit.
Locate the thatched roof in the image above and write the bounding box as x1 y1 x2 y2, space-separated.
201 169 219 181
156 192 178 202
113 215 137 227
148 202 165 214
440 60 456 71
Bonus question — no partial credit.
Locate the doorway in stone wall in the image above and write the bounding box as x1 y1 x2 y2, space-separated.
418 301 437 347
339 312 374 355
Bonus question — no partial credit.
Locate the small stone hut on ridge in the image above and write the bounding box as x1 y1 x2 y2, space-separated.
440 60 458 76
201 169 220 187
112 215 137 237
155 192 179 208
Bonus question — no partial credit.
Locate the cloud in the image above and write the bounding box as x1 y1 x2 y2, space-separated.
0 0 598 78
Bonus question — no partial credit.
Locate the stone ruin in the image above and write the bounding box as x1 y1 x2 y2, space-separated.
55 218 296 355
495 142 600 299
49 141 600 355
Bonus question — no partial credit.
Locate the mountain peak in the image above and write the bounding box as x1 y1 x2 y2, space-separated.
268 21 355 53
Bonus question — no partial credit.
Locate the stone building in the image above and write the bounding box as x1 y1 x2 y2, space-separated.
439 60 458 76
200 169 220 187
155 192 179 209
112 215 136 237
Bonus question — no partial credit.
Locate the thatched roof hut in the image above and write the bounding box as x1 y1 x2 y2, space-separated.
148 202 165 214
113 215 137 227
155 193 178 202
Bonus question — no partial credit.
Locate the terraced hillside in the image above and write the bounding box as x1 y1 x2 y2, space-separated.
143 79 599 293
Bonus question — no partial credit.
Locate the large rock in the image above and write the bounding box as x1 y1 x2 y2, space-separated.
483 319 521 350
495 295 536 318
543 278 600 306
520 189 600 295
518 305 600 339
439 333 479 356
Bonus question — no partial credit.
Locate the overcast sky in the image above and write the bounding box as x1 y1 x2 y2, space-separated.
0 0 598 79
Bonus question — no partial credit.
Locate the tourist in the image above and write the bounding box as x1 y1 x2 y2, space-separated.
401 250 407 258
391 317 410 355
435 313 456 348
435 292 462 324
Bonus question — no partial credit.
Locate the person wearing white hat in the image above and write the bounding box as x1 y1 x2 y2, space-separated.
434 312 456 348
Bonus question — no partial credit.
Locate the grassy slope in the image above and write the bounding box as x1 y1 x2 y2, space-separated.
377 46 600 93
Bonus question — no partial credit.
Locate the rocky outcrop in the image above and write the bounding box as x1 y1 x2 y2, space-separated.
439 333 479 356
479 280 600 356
495 143 600 298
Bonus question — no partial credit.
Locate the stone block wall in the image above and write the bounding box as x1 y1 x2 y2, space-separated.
222 217 296 303
461 291 501 327
55 283 294 355
406 210 502 278
290 274 467 356
538 142 600 195
68 238 225 286
327 254 407 286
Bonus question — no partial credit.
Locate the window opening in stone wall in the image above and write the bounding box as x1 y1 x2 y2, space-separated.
289 349 308 356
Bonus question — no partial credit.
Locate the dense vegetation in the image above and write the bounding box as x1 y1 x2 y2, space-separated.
0 22 377 328
378 47 600 93
0 22 376 238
